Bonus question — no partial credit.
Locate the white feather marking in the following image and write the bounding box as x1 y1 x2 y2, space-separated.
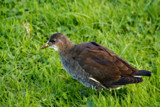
89 77 107 89
89 77 101 84
49 45 58 51
53 46 58 51
115 87 122 89
133 76 142 78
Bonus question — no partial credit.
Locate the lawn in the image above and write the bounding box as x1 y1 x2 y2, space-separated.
0 0 160 106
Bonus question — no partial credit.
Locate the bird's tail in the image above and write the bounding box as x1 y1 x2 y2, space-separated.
135 70 151 76
111 77 143 85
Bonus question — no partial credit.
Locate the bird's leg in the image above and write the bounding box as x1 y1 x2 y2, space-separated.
96 90 100 97
72 78 77 81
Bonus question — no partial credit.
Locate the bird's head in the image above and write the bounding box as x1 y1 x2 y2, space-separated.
41 33 74 53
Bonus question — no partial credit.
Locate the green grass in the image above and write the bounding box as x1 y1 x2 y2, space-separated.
0 0 160 106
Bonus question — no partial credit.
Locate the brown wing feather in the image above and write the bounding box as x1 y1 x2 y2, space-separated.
90 42 138 76
73 42 138 85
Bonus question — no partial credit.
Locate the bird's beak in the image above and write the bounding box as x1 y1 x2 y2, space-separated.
41 43 49 49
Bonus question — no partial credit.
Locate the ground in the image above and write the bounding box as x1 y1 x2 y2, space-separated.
0 0 160 106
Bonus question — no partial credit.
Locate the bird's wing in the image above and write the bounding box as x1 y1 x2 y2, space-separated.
73 42 138 85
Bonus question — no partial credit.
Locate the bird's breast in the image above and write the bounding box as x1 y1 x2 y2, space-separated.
60 57 107 89
61 57 89 80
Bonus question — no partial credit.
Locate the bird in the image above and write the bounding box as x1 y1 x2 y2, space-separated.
41 33 151 90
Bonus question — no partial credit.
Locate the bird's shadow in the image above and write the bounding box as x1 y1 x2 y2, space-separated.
52 78 129 106
100 87 128 98
66 78 128 98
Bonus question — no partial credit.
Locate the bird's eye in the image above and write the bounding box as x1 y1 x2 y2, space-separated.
50 40 56 43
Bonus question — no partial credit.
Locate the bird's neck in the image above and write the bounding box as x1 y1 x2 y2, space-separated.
59 40 75 57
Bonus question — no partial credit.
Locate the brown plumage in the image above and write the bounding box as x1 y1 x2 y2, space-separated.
41 33 151 90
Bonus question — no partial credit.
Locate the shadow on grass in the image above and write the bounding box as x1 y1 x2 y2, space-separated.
50 78 129 106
